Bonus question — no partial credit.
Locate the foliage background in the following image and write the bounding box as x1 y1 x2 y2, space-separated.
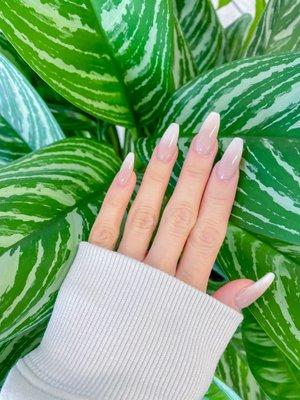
0 0 299 398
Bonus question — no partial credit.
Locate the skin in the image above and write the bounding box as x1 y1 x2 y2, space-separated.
88 118 265 312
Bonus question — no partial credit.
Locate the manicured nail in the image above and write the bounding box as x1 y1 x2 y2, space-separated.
235 272 275 310
116 152 134 186
156 123 179 162
217 137 244 180
194 112 220 155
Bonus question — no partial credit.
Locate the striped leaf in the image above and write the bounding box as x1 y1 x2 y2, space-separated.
174 0 226 73
217 330 266 400
242 0 267 52
245 0 300 56
152 52 300 139
225 14 252 61
0 54 64 151
242 310 300 399
0 33 33 82
0 117 30 166
0 137 120 381
0 0 175 127
205 377 242 400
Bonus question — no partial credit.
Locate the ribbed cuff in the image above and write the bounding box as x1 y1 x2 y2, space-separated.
1 242 243 400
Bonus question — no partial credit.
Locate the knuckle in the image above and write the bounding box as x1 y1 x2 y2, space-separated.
130 206 158 231
165 203 196 236
90 224 117 246
190 221 223 249
184 164 207 180
147 168 165 184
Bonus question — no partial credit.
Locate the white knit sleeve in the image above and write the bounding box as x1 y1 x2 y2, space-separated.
0 241 243 400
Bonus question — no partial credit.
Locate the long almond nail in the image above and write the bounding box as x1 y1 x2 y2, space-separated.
235 272 275 310
116 152 134 186
156 123 179 162
217 137 243 180
194 112 220 155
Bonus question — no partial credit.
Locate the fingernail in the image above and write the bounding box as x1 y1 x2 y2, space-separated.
217 137 244 180
156 123 179 162
194 112 220 155
116 152 134 186
235 272 275 310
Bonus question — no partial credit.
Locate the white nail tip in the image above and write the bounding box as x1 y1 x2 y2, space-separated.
235 272 275 310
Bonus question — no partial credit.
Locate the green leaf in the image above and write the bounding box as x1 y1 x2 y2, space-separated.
0 54 64 151
0 33 33 81
225 14 252 61
242 310 300 399
153 52 299 139
0 0 175 127
205 377 242 399
242 0 267 52
174 0 226 73
245 0 300 56
217 330 266 400
0 137 120 380
0 117 31 166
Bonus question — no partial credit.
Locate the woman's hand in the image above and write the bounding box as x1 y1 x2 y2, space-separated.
89 112 274 311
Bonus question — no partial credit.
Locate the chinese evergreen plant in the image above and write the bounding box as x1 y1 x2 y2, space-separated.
0 0 299 398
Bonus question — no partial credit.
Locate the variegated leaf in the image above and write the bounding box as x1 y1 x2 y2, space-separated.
225 14 252 61
174 0 226 73
0 117 30 166
0 0 174 127
242 310 300 399
0 54 64 150
245 0 300 56
0 137 120 381
153 52 299 138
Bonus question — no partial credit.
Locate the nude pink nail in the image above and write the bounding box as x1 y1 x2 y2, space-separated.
156 123 179 162
116 152 134 186
235 272 275 310
217 137 244 180
194 112 220 155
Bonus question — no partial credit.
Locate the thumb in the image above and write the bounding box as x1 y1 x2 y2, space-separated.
212 273 275 312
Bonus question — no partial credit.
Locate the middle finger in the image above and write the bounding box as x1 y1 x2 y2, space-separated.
144 112 220 274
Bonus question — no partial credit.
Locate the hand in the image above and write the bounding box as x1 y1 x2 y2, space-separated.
89 112 274 311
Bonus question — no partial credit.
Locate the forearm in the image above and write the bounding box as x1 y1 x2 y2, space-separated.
1 242 242 400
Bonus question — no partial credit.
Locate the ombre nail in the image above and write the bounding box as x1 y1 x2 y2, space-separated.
217 137 244 180
194 112 220 155
235 272 275 310
116 152 134 186
156 123 179 162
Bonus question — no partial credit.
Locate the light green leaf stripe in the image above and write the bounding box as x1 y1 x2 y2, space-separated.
205 377 242 399
0 0 174 127
246 0 300 56
155 53 300 138
0 117 31 166
0 54 64 150
242 310 300 399
0 138 120 379
174 0 226 73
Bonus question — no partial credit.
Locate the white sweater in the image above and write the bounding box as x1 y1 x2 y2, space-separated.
0 241 243 400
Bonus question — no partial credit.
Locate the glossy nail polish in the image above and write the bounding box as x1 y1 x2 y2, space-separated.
217 137 243 180
194 112 220 155
235 272 275 310
116 152 135 186
156 122 179 162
